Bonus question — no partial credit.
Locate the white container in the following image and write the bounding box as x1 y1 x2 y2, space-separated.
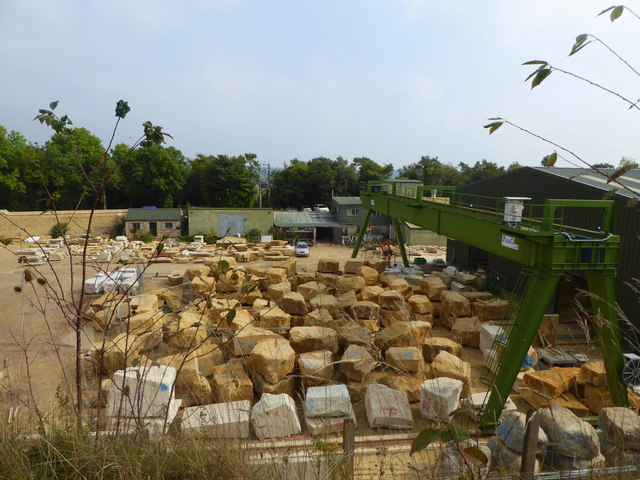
260 235 273 243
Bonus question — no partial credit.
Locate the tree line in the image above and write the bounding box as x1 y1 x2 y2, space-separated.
1 124 524 211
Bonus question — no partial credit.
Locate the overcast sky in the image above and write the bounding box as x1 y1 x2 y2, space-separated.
1 0 638 170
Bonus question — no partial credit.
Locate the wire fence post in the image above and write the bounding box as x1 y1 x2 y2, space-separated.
520 409 540 480
343 417 356 479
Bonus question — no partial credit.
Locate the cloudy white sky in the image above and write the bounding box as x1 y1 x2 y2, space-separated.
1 0 638 169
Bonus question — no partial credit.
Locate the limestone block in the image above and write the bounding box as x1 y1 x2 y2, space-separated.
225 308 254 330
359 285 385 303
177 370 213 407
378 290 405 309
408 294 433 314
337 323 374 350
164 316 208 350
257 306 291 329
385 346 424 373
158 289 183 311
522 367 580 398
309 294 339 316
379 372 425 403
317 258 340 274
356 265 379 286
267 281 291 300
538 406 600 460
365 383 413 429
599 407 640 451
441 291 471 328
337 275 367 293
279 292 308 316
344 259 366 274
316 272 338 287
336 290 357 314
374 321 432 351
210 362 253 403
422 337 463 362
204 256 238 274
186 265 211 280
381 308 411 326
217 269 246 293
388 279 411 297
298 350 333 386
250 337 295 383
487 437 529 475
251 298 271 318
364 258 387 273
305 384 352 418
252 373 295 397
455 272 476 285
127 310 165 334
181 400 251 438
251 393 301 439
352 301 380 320
471 298 509 321
583 383 613 414
545 452 605 470
461 291 494 302
495 411 549 454
106 365 177 418
305 407 356 435
232 326 282 356
479 324 504 355
579 361 608 387
191 276 216 297
289 326 339 354
420 276 447 301
167 273 185 286
357 317 380 333
434 439 494 479
304 308 338 328
451 316 481 347
431 350 472 398
419 377 463 422
520 389 590 417
265 267 287 284
602 442 640 467
413 312 434 323
341 345 377 381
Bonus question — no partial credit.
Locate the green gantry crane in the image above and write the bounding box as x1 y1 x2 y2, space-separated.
351 180 627 432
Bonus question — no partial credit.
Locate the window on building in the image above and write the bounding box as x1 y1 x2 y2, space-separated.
164 222 173 229
132 222 141 231
372 211 385 217
347 208 360 216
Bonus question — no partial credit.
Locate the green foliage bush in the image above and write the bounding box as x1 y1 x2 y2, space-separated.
0 238 11 246
245 228 261 241
49 222 68 238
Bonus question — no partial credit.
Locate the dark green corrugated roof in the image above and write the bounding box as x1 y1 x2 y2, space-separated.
274 211 345 228
125 208 183 221
332 196 362 206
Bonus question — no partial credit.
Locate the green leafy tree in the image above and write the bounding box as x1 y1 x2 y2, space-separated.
458 159 506 184
271 159 309 207
0 126 40 210
398 156 463 186
185 153 258 207
507 161 524 171
115 143 189 207
352 157 394 183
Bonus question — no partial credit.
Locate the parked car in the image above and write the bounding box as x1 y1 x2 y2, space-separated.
295 242 309 257
313 204 329 212
301 206 312 212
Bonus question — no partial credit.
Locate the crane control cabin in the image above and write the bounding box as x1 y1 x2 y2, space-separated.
351 180 627 431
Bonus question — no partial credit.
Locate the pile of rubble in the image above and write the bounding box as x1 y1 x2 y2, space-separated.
83 255 508 438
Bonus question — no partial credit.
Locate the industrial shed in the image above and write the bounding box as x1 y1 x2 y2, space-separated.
124 208 183 239
447 167 640 339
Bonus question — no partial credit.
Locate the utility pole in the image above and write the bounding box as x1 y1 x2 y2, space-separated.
258 163 270 208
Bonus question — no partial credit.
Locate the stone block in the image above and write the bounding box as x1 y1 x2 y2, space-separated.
309 294 339 316
106 366 176 419
420 276 447 301
602 442 640 467
337 323 373 350
539 406 600 459
407 294 433 314
251 393 301 439
379 372 425 403
352 301 380 320
520 389 590 416
583 383 613 414
279 292 308 316
359 285 385 303
316 272 338 287
297 281 326 301
305 408 356 435
365 383 413 429
422 337 462 362
374 321 431 352
317 258 340 274
365 257 388 273
431 350 472 398
356 265 379 285
337 275 367 293
479 324 504 355
305 384 352 418
471 298 509 321
232 326 282 356
377 290 405 309
598 407 640 451
580 361 608 388
385 346 424 373
252 373 295 397
495 411 548 454
451 316 481 347
257 306 291 329
210 362 253 403
250 337 295 383
545 452 605 470
289 326 339 354
267 281 291 300
419 377 463 422
344 259 365 274
298 350 333 386
341 344 377 381
388 279 411 297
522 367 580 398
265 267 287 284
181 400 251 438
186 265 210 280
380 308 411 325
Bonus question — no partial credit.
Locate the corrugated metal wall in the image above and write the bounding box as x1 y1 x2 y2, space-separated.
447 167 639 335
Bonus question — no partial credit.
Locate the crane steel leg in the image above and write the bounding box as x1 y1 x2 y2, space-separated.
585 272 627 407
480 272 560 432
351 208 373 259
391 218 410 267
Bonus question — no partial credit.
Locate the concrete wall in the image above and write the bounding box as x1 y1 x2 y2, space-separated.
188 208 273 236
0 209 127 238
399 224 448 246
